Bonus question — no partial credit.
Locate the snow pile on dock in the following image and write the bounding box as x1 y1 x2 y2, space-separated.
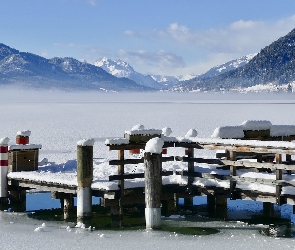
212 120 295 139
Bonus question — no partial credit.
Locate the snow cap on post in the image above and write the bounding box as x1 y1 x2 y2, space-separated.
0 137 9 146
131 124 145 131
185 128 198 138
16 130 31 137
77 139 95 146
162 127 172 136
145 137 164 154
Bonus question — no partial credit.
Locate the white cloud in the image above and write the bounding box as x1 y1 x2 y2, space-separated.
88 0 97 6
122 15 295 75
117 49 186 75
126 15 295 55
41 50 48 57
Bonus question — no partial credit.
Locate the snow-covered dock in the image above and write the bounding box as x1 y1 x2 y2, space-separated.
4 122 295 227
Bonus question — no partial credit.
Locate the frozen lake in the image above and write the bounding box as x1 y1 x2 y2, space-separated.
1 90 295 249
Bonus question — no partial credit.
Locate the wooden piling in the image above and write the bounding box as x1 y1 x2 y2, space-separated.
263 202 274 217
10 189 26 212
64 196 74 220
76 139 94 223
144 152 162 229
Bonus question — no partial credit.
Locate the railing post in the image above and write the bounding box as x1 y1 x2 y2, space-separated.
144 137 163 229
184 147 194 208
286 154 292 162
109 149 125 227
229 151 237 200
275 153 283 205
76 139 94 224
118 149 125 195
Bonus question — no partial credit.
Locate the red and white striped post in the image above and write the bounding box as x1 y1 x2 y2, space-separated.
0 137 9 198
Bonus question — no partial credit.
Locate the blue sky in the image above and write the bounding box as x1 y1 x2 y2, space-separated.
1 0 295 76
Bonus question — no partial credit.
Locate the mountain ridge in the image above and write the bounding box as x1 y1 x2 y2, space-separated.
0 43 152 92
182 28 295 92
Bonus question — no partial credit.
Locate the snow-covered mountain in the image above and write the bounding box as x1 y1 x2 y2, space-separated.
183 27 295 92
150 74 196 88
94 57 163 89
200 54 257 78
94 57 198 89
0 44 151 92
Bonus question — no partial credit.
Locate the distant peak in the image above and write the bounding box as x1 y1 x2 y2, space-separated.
93 57 135 77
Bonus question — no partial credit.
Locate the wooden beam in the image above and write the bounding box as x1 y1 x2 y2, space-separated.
199 144 295 155
109 171 174 181
110 158 143 165
109 156 174 165
8 179 77 194
175 156 224 164
220 160 295 171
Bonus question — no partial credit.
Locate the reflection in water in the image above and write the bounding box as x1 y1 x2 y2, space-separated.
260 224 293 237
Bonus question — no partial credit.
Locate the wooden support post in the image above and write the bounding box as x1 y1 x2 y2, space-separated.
256 153 263 163
144 152 162 229
51 191 74 219
230 151 237 200
216 197 227 206
207 194 216 209
225 149 230 160
207 195 227 218
10 189 26 212
161 198 177 216
215 197 228 219
173 193 178 212
64 197 74 220
263 202 274 217
286 154 292 174
275 154 283 205
111 205 123 228
76 140 94 224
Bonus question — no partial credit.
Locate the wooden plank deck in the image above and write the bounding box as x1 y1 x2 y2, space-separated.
6 138 295 208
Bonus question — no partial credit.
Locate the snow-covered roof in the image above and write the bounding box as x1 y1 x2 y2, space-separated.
125 124 162 136
125 129 162 136
211 120 295 139
211 126 244 139
241 120 272 130
9 144 42 150
105 138 129 145
270 125 295 137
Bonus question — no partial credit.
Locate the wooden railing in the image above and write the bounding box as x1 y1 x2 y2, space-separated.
106 138 295 205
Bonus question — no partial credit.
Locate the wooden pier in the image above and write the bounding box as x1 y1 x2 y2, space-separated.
3 125 295 229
